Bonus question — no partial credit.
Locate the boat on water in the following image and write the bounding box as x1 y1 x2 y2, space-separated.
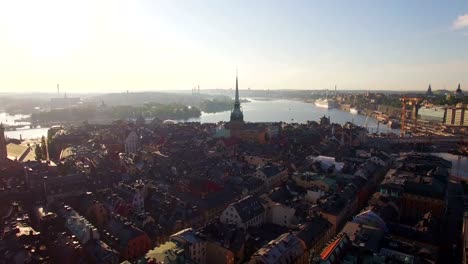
349 96 358 114
314 86 338 109
315 98 337 109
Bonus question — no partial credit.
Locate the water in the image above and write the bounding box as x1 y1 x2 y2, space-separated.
2 101 466 176
0 112 30 126
183 98 399 134
3 98 398 139
5 127 49 140
0 112 47 139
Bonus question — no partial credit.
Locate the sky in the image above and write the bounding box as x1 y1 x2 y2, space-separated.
0 0 467 93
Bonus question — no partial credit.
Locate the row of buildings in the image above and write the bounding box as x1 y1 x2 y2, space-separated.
317 153 453 263
0 75 460 263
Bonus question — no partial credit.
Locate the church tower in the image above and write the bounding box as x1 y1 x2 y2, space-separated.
455 83 464 99
228 72 244 138
0 124 7 167
426 84 434 98
230 71 244 123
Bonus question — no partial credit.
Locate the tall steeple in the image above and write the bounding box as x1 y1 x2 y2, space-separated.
230 70 244 122
426 83 434 98
235 70 240 107
455 83 464 99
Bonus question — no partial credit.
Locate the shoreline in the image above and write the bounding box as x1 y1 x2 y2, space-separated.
2 98 402 139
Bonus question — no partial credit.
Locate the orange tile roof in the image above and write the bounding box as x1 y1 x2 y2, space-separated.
320 234 345 260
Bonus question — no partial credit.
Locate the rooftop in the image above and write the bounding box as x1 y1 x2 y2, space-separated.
320 233 350 261
231 195 265 222
342 221 385 253
251 232 306 263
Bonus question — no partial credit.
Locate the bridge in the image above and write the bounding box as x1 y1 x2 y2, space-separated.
367 135 467 145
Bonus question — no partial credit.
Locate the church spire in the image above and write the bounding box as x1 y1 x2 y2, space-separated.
426 83 434 98
230 70 244 123
235 69 239 104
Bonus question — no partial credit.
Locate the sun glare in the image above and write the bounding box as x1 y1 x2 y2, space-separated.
0 0 93 57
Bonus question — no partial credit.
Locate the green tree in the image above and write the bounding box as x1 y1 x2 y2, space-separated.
40 136 47 160
34 144 42 160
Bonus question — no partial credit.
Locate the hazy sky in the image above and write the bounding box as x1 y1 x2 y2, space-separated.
1 0 468 92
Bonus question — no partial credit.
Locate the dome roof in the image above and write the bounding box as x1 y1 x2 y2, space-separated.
352 210 388 232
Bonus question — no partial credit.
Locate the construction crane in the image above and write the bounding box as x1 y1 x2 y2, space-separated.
400 97 423 137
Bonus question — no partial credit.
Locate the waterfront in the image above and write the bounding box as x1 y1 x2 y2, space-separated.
184 98 399 134
0 112 30 126
5 127 49 140
2 98 398 140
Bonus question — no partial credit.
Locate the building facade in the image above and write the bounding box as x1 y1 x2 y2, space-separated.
220 195 266 229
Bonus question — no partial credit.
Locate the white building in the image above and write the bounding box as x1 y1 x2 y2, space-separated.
261 189 297 227
220 195 266 229
253 163 288 189
266 202 296 227
306 155 345 172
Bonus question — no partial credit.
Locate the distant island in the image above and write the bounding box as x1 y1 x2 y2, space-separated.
30 103 202 126
111 103 201 120
199 98 249 113
27 98 255 126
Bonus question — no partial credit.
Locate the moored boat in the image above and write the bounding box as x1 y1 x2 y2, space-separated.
315 99 337 109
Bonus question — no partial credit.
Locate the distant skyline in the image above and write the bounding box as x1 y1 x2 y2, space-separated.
0 0 467 93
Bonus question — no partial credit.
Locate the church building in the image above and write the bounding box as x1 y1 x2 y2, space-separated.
223 73 278 144
226 72 244 138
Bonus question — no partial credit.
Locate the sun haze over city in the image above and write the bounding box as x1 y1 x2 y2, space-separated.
3 2 468 264
0 0 468 92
